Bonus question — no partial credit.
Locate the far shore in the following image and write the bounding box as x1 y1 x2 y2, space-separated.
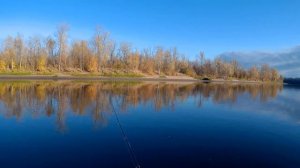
0 74 279 84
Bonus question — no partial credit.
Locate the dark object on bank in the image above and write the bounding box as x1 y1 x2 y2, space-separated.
202 77 211 83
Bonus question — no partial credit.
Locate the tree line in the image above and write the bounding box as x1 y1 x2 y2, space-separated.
284 78 300 85
0 24 282 81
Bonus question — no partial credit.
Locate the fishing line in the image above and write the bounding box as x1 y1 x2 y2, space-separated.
110 96 141 168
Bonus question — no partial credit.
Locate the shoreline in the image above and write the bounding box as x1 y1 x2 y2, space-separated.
0 75 278 84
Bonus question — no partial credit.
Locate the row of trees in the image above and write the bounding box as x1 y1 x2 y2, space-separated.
193 55 282 81
0 24 282 81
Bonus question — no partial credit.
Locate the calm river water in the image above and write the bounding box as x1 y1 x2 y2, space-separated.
0 81 299 168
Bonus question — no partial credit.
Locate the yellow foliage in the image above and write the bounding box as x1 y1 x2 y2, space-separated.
0 60 6 71
85 85 97 99
86 56 98 72
186 67 196 77
36 56 47 71
35 84 46 101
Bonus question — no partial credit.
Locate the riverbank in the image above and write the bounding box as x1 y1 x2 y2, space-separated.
0 74 276 84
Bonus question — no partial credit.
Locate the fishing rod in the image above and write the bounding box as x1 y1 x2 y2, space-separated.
109 96 141 168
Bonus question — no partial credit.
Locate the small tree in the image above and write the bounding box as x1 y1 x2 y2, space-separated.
36 55 47 71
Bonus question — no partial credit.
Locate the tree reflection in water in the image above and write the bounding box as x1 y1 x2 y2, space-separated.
0 81 283 131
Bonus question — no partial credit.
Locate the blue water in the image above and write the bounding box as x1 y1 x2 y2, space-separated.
0 82 299 168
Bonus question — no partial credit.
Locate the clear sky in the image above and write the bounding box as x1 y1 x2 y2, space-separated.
1 0 300 59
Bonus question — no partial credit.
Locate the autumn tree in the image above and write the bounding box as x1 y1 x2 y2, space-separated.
163 50 173 75
45 36 56 68
231 60 239 78
155 47 164 75
271 69 280 81
0 52 6 71
56 24 69 72
3 36 16 70
70 41 82 70
194 51 206 76
36 52 47 71
119 42 132 72
248 66 259 80
177 56 189 74
14 34 25 69
139 48 155 74
214 58 225 78
171 47 178 74
129 50 140 71
69 40 97 72
260 64 271 81
92 27 111 72
27 36 43 70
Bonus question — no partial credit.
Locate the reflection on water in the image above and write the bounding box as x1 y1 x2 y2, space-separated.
0 81 283 131
2 81 300 168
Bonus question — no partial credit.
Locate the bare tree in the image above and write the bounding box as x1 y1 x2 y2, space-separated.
3 36 16 70
46 36 56 58
119 42 132 72
28 36 43 70
248 66 259 80
14 34 24 69
260 64 271 81
199 51 205 66
92 26 110 72
155 47 164 75
56 24 69 72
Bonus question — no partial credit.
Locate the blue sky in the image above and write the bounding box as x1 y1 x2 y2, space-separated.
1 0 300 59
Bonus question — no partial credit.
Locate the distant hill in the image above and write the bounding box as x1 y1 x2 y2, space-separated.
219 46 300 78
